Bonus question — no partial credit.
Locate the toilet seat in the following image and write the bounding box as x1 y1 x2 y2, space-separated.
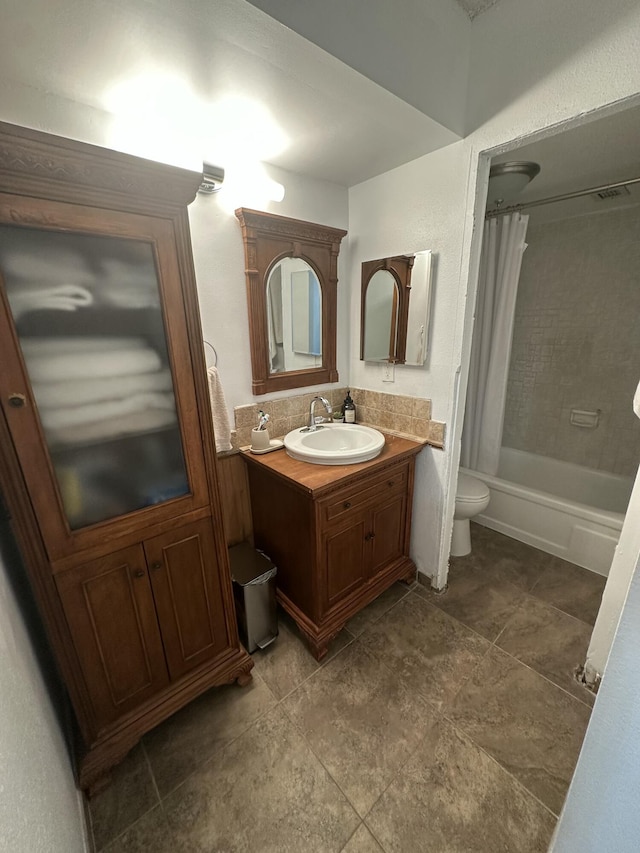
457 473 490 503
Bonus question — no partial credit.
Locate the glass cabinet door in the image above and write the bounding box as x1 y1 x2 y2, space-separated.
0 201 209 560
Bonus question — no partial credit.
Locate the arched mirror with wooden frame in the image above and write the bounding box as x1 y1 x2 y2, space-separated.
360 255 414 364
235 208 347 395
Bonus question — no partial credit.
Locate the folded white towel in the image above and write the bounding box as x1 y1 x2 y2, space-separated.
207 365 232 453
1 248 92 285
99 258 158 291
25 347 161 383
98 288 160 310
39 391 176 430
21 337 148 357
46 408 177 447
8 284 94 320
32 369 173 409
95 258 161 309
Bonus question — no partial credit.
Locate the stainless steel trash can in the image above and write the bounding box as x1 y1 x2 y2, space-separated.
229 541 278 653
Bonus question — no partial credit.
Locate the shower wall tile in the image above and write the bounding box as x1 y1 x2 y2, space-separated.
503 206 640 479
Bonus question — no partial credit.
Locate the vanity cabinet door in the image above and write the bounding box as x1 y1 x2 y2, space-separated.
55 546 170 733
144 519 230 680
367 491 407 579
322 513 369 610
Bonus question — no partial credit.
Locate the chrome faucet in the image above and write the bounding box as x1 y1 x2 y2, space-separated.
305 395 333 431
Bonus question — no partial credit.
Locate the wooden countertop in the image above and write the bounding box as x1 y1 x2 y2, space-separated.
240 431 425 497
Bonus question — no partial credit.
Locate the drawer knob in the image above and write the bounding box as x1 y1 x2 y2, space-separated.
133 570 145 579
365 531 376 541
8 393 26 408
388 480 394 487
150 561 162 571
343 501 352 509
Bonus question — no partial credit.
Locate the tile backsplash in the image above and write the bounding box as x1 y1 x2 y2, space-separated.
232 388 445 450
503 206 640 478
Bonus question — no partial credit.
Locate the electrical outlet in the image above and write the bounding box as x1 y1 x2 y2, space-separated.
382 362 395 382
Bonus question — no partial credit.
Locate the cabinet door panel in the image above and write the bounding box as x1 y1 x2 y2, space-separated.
369 494 406 578
55 546 170 731
144 519 230 680
0 198 210 561
324 516 368 610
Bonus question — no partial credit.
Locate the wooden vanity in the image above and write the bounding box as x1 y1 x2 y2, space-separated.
242 433 424 660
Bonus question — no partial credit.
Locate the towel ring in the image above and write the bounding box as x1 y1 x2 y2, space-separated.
203 340 218 367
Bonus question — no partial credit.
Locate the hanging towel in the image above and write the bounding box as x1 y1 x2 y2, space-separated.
207 365 232 452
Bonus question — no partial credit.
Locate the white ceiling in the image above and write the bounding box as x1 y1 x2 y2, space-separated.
0 0 459 187
2 0 637 201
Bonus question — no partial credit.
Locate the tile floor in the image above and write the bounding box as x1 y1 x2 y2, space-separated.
88 524 605 853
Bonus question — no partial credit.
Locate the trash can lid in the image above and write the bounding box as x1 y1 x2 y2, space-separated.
229 541 277 586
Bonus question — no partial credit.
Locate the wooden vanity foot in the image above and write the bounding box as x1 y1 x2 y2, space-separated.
236 670 253 687
310 642 329 663
308 625 344 662
233 654 255 687
85 771 113 800
401 566 417 585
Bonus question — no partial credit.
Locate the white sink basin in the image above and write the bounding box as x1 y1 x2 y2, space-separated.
284 423 385 465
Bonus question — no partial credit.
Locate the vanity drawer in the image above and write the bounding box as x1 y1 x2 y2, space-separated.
321 464 409 523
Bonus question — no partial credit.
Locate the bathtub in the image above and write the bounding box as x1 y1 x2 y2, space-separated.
461 447 634 576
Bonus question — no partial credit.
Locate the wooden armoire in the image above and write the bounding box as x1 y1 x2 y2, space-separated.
0 122 253 793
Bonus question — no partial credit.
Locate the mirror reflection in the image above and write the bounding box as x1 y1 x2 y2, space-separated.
267 258 322 374
363 270 399 361
360 250 432 366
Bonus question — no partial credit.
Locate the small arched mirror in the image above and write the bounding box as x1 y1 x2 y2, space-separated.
236 208 347 395
360 251 433 366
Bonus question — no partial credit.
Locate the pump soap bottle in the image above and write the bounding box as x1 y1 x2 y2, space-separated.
343 390 356 424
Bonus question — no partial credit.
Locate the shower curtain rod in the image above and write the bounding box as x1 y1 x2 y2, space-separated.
485 174 640 218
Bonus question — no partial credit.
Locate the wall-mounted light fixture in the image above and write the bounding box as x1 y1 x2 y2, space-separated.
198 162 225 194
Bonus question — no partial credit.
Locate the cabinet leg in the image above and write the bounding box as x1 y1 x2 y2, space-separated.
236 670 253 687
310 641 329 663
85 771 113 799
308 626 342 662
401 566 417 585
234 655 255 687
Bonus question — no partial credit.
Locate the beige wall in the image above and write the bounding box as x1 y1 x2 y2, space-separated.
503 206 640 478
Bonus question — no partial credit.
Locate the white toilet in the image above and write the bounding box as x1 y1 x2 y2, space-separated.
451 473 491 557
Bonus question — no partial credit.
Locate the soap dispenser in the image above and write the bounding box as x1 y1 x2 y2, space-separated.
343 390 356 424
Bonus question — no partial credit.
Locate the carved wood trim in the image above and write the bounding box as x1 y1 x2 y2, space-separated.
235 207 347 396
0 120 201 210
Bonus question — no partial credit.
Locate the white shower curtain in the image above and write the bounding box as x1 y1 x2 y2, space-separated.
461 212 529 475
